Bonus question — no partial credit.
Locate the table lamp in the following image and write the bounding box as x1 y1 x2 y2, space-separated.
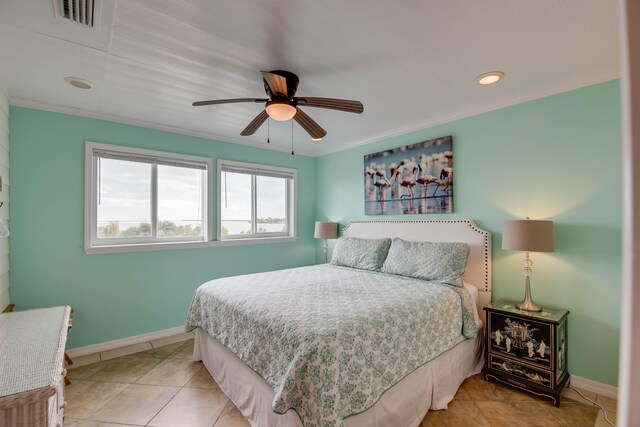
314 221 338 263
502 218 554 312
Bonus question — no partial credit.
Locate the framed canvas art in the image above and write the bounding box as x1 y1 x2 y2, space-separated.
364 135 453 215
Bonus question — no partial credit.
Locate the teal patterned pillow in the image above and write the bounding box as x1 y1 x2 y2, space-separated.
330 237 392 271
381 238 470 287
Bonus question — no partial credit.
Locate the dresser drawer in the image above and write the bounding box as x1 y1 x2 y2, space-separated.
487 311 554 370
488 354 554 390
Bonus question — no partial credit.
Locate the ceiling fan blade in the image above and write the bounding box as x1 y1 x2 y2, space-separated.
240 110 269 136
294 108 327 140
294 97 364 114
261 71 289 97
193 98 268 107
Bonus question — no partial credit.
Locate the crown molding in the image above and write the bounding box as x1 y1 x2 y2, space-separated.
8 98 315 157
313 71 620 157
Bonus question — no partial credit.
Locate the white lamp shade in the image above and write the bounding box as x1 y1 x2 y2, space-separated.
314 221 338 239
502 219 554 252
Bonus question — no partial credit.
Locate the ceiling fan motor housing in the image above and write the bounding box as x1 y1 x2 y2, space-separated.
263 70 299 99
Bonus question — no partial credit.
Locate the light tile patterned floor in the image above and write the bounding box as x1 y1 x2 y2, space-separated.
65 333 248 427
65 334 616 427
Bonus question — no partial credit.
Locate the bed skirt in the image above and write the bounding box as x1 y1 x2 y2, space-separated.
193 328 483 427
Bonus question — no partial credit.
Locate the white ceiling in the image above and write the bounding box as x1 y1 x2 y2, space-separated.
0 0 619 156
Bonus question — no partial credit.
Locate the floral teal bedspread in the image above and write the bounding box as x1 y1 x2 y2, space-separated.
186 264 477 427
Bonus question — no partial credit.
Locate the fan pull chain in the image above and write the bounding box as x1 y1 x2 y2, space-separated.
291 120 295 155
267 119 270 144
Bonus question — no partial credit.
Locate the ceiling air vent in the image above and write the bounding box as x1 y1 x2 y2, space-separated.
53 0 95 27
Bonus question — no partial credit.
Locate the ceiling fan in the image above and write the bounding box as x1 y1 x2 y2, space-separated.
192 70 364 141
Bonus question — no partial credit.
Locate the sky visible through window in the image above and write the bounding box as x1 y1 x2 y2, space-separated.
96 158 204 238
95 158 287 238
221 172 287 235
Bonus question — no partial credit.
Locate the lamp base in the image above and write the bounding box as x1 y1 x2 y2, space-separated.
516 276 542 312
515 300 542 312
323 239 329 264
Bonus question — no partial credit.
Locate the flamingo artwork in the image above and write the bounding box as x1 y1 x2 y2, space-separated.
398 158 418 199
364 162 377 199
364 162 377 183
373 164 391 200
388 162 402 198
363 135 454 215
416 161 440 198
440 166 453 192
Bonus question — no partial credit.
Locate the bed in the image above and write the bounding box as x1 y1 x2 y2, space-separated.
186 220 492 427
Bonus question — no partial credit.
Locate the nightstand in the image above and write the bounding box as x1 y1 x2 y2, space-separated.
483 300 570 407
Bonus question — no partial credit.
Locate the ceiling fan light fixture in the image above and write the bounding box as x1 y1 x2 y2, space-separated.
311 137 322 142
265 101 297 121
476 71 505 85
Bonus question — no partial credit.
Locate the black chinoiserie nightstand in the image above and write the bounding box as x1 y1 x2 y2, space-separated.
483 300 570 407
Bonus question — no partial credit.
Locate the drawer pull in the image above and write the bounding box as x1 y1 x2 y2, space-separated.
61 369 68 377
60 401 68 410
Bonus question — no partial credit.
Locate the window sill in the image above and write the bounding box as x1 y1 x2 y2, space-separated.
84 236 298 254
213 236 297 246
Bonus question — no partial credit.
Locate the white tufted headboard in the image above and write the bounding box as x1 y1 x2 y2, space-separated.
342 220 492 311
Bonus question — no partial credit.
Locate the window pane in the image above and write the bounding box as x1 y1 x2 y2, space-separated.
158 165 204 238
256 175 288 234
220 172 252 236
97 158 152 238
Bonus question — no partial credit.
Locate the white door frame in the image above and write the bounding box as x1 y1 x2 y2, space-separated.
618 1 640 425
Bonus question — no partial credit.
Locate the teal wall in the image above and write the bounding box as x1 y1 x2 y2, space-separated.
316 80 622 386
9 79 622 386
8 108 317 349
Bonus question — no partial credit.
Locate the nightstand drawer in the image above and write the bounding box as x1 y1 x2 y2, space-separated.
487 311 554 370
488 354 553 390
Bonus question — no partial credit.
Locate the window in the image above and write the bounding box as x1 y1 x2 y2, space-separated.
85 142 212 253
218 159 296 241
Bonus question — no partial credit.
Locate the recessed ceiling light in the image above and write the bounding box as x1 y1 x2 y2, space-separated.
476 71 505 85
311 137 323 142
64 77 95 90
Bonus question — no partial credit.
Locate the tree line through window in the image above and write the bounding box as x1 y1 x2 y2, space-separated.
98 220 203 238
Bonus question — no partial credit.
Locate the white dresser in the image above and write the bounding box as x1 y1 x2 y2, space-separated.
0 306 71 427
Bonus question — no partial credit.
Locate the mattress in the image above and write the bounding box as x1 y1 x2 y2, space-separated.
186 264 478 427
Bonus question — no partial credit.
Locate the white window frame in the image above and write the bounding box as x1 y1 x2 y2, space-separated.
217 159 297 243
84 141 213 254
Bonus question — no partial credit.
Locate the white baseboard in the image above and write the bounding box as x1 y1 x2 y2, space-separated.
66 326 186 358
570 374 618 399
66 326 619 401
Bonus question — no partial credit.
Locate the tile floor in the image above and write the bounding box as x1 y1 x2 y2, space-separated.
64 333 617 427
